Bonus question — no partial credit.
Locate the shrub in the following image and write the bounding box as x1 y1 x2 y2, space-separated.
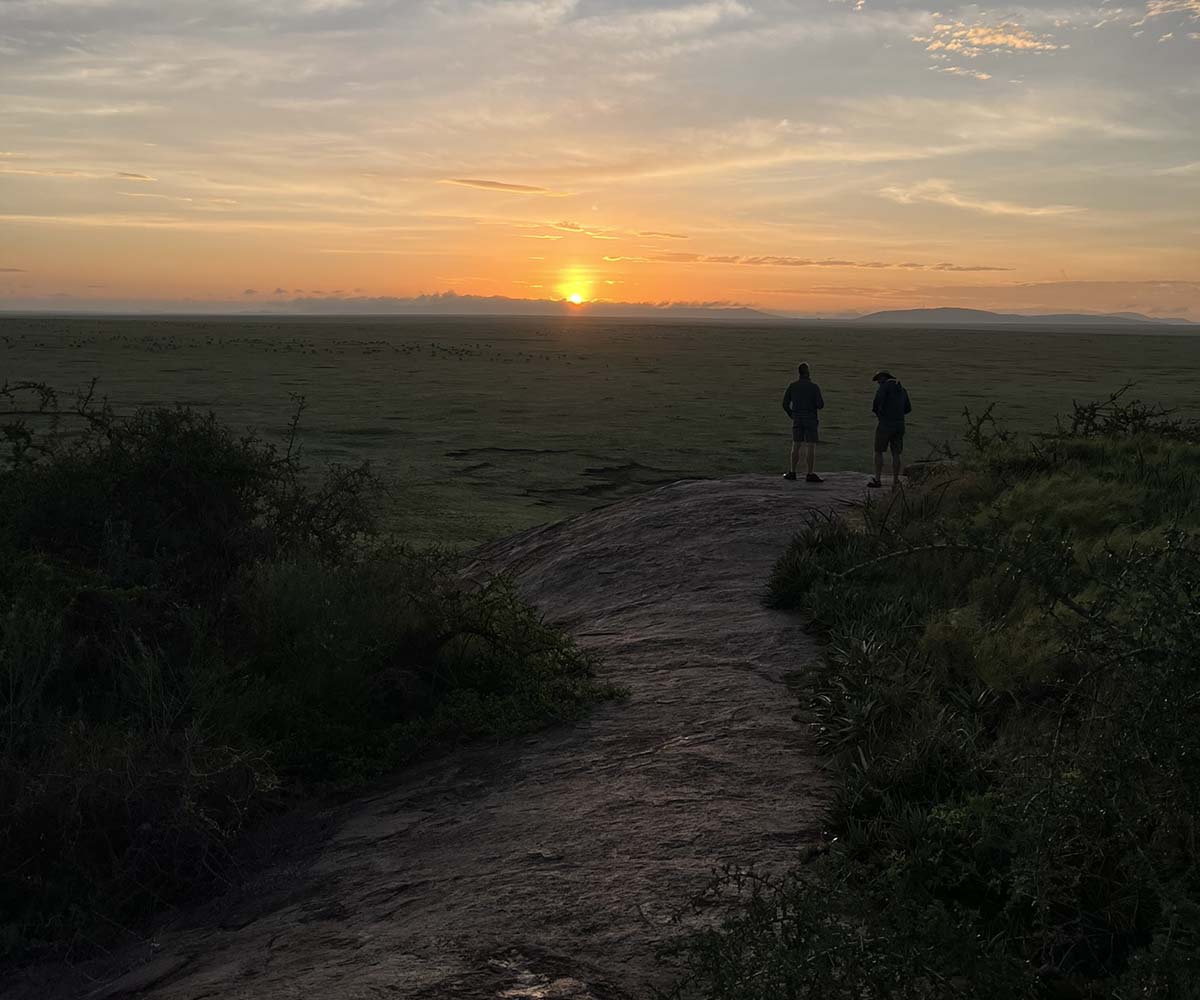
666 391 1200 999
0 382 611 959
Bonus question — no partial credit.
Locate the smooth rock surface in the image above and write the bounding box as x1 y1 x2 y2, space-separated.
7 473 869 999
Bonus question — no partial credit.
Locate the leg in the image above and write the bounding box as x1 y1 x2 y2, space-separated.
874 450 884 482
804 442 816 475
790 442 800 474
892 432 904 485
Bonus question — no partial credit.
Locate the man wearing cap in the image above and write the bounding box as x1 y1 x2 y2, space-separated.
782 362 824 483
870 370 911 488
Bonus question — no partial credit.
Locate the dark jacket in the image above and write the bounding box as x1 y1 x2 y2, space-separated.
783 377 824 422
872 379 912 426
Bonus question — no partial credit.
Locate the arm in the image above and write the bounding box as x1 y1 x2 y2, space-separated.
872 385 884 416
815 385 825 411
782 385 792 418
903 389 912 415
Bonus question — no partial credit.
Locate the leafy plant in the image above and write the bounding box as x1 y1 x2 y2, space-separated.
666 393 1200 999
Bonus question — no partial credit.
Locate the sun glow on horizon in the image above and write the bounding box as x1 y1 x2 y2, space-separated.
1 1 1198 319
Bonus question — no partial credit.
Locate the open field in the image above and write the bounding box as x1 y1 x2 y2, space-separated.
4 315 1199 546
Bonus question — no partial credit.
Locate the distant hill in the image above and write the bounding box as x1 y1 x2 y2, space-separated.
854 307 1196 327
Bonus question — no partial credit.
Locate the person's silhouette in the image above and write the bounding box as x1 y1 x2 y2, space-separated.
868 369 911 488
782 362 824 483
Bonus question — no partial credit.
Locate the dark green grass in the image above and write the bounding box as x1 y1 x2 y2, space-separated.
663 390 1200 999
4 315 1199 546
0 382 615 960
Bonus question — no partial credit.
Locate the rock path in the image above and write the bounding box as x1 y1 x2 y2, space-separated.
9 473 868 1000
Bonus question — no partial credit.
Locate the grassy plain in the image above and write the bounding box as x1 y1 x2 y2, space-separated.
3 315 1199 546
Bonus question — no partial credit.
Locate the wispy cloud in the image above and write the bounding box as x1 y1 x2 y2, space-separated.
443 177 562 195
1156 160 1200 175
881 180 1082 216
0 267 26 273
934 65 992 80
550 220 618 239
915 22 1064 57
583 1 752 41
608 251 1011 271
1140 0 1200 22
639 230 689 239
0 165 158 180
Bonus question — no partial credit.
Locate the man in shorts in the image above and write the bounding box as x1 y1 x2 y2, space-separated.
869 369 911 488
782 362 824 483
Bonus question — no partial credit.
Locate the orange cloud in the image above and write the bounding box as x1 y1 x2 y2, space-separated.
916 22 1062 57
881 180 1081 216
443 177 561 195
616 251 1012 271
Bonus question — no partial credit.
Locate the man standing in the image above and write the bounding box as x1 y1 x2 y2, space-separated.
869 369 911 488
782 362 824 483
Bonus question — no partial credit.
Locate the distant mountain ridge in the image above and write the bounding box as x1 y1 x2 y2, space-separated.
854 307 1196 327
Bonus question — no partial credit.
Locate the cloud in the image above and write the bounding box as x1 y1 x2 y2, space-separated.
638 230 689 239
118 191 193 202
1 165 156 181
549 220 617 239
881 180 1082 216
243 288 258 296
443 177 560 195
1156 161 1200 175
914 22 1063 57
929 262 1011 272
609 251 1011 271
0 166 89 177
0 267 26 273
275 290 764 317
934 66 992 80
1140 0 1200 21
583 1 752 41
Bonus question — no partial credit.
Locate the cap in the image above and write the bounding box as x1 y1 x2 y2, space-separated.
872 370 893 382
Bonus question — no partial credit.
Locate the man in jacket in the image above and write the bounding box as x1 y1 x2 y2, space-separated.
870 369 911 488
782 362 824 483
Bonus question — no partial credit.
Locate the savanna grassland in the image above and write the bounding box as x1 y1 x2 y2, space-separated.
4 315 1199 546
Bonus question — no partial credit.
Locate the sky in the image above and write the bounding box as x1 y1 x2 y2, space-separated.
2 0 1198 318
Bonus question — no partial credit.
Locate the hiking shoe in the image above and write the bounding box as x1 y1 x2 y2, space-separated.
782 471 797 481
805 473 823 483
867 478 883 488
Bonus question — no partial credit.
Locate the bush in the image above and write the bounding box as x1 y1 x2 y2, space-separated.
0 382 612 959
666 390 1200 999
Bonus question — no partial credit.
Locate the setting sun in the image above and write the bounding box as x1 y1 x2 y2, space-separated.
568 293 584 305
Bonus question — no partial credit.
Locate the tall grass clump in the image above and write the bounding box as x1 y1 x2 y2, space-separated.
665 388 1200 999
0 381 609 960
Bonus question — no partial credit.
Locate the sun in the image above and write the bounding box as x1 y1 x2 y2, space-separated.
568 292 584 305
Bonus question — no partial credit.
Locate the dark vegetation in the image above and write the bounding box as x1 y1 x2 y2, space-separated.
666 389 1200 999
0 381 610 959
